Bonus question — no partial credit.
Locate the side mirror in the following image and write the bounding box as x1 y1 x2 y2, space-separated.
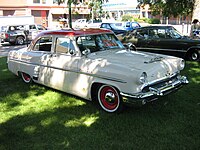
82 48 91 55
69 49 77 55
124 43 136 51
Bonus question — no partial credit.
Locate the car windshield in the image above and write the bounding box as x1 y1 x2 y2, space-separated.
110 23 124 30
167 27 182 39
76 33 125 53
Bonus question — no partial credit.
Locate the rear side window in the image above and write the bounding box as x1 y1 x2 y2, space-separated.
33 36 52 52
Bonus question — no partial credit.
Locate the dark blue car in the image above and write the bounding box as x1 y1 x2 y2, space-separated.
100 23 127 35
123 21 141 31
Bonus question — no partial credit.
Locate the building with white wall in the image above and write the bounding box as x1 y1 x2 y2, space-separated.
0 0 90 28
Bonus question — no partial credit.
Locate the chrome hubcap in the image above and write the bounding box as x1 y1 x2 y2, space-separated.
191 52 198 60
105 92 115 103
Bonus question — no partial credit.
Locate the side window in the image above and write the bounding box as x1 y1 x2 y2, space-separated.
126 22 131 27
149 29 159 38
136 29 149 38
55 37 75 54
37 25 46 30
33 36 52 52
157 29 166 38
29 25 36 30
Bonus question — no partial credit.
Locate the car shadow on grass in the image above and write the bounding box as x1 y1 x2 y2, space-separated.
0 57 200 149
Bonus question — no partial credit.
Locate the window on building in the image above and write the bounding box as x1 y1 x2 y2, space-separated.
33 0 40 3
3 10 15 16
42 0 46 4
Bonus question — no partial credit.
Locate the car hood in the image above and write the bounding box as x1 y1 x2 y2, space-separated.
87 49 182 82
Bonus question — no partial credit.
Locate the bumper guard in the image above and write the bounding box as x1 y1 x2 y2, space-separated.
121 75 188 105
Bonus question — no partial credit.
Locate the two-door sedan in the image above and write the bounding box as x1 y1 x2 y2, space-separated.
7 28 188 113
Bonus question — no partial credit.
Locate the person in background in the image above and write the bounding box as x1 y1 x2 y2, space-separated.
190 19 200 38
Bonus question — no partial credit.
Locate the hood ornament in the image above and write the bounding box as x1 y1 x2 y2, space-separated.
144 56 163 63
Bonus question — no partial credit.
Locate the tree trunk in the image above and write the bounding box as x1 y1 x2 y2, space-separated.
68 2 72 28
192 0 200 21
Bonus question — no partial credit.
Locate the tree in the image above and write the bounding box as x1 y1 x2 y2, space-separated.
56 0 108 28
192 0 200 20
137 0 194 19
89 0 104 21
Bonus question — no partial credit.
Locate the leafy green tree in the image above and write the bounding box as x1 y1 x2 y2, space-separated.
88 0 104 21
137 0 194 18
56 0 108 28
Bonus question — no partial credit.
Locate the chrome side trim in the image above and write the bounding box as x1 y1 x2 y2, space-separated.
9 58 127 83
137 47 186 53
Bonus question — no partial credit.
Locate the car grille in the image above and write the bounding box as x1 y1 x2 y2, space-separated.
142 74 179 93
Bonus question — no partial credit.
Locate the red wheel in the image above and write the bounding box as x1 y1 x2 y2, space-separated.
21 72 32 83
98 85 122 113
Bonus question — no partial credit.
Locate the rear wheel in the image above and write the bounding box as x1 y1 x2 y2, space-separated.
97 85 123 113
189 50 200 61
16 36 25 45
21 72 32 83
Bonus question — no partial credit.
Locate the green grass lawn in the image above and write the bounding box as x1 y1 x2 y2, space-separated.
0 56 200 150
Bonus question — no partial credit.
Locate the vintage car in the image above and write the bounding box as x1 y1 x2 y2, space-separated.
118 25 200 61
7 28 188 113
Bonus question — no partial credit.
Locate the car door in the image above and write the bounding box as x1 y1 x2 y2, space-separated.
147 28 186 57
27 24 37 40
134 28 150 50
144 28 166 54
44 36 80 94
28 35 53 81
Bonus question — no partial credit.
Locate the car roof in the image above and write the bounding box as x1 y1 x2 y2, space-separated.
37 28 113 37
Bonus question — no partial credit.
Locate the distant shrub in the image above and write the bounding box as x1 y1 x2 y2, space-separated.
147 18 160 24
121 15 134 21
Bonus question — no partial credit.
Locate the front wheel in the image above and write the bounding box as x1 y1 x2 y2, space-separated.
97 85 123 113
21 72 32 83
189 50 200 61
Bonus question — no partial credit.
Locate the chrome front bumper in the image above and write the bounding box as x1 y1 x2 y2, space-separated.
121 75 188 105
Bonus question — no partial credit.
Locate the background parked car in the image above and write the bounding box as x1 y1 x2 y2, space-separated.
72 19 88 28
1 24 46 45
122 21 141 31
118 25 200 61
72 19 102 28
100 22 127 35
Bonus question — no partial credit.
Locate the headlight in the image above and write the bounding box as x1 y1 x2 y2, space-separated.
178 59 185 71
139 72 147 84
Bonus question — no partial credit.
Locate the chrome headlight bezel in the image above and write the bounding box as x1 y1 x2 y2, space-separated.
139 72 148 84
178 59 185 71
